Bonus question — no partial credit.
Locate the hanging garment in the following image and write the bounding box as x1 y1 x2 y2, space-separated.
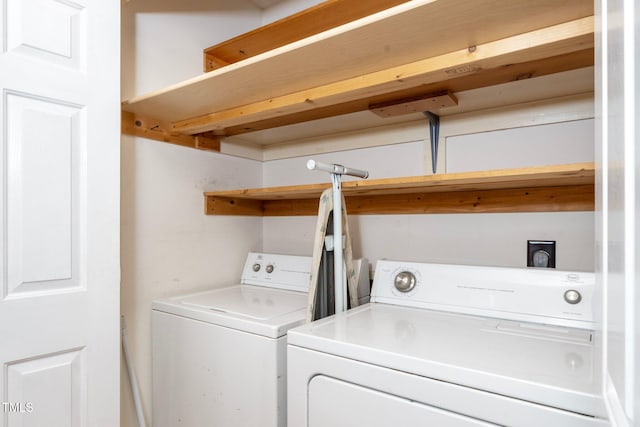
306 188 360 322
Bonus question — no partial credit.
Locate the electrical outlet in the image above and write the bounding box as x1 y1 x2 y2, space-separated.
527 240 556 268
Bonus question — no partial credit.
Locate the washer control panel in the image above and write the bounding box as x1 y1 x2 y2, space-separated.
371 260 595 329
241 252 312 292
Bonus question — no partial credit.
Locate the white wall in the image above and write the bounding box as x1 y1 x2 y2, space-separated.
120 1 264 426
121 0 263 97
263 115 595 273
260 0 322 25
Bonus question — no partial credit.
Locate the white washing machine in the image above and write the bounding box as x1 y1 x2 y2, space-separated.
152 252 369 427
288 260 609 427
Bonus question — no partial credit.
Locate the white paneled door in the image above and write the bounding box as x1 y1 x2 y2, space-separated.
0 1 120 426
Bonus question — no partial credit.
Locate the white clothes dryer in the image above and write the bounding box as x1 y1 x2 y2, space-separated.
152 252 369 427
288 260 609 427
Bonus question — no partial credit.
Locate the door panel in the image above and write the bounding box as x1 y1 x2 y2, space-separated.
5 93 83 296
6 349 84 426
596 0 639 424
5 0 84 68
0 0 119 425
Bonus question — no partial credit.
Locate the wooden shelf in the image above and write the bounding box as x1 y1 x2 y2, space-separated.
121 0 594 151
203 0 410 72
203 163 595 216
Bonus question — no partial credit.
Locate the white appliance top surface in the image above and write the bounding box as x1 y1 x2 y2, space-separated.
152 253 312 338
154 285 308 338
288 260 603 417
180 285 307 320
288 304 603 417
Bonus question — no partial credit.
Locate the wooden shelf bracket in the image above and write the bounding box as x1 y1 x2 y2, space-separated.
121 111 221 152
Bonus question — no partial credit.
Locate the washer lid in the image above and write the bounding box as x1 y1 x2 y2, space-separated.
181 285 307 320
152 285 308 338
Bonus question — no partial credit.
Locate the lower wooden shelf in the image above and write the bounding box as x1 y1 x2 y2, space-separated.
203 163 595 216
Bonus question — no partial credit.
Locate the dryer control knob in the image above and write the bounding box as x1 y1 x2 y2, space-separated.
394 271 416 293
564 289 582 304
252 263 261 272
266 264 274 274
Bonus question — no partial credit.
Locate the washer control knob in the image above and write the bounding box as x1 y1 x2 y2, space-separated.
252 263 261 272
394 271 416 293
265 264 274 274
564 289 582 304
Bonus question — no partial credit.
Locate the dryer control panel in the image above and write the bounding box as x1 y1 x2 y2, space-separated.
371 260 595 330
241 252 312 292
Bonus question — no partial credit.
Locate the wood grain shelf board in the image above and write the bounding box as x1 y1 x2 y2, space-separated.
123 0 593 128
369 90 458 117
220 48 594 137
121 111 220 151
177 17 594 134
204 163 595 216
203 0 411 72
342 185 594 215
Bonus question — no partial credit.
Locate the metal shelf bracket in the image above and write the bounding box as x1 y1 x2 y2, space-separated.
423 111 440 174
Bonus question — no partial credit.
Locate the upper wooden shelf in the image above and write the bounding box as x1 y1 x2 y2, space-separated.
203 163 595 216
121 0 594 151
203 0 410 72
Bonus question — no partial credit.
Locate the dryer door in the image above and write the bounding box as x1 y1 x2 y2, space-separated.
308 375 497 426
